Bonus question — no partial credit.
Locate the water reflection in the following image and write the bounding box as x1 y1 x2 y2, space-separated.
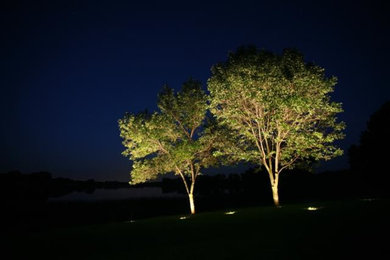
49 187 184 201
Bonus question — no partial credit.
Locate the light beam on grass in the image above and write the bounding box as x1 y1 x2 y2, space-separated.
224 211 236 215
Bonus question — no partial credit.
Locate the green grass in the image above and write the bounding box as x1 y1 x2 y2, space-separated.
8 199 390 259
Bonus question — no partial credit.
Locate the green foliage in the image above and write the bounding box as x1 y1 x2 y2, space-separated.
208 46 345 173
119 79 217 185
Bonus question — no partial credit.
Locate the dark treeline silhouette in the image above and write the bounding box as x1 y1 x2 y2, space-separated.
0 171 159 202
1 171 164 232
349 101 390 195
1 168 371 205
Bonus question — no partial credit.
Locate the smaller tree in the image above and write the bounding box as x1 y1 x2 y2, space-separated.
118 79 218 214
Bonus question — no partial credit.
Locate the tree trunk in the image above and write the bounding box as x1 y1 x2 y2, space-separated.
271 185 280 207
267 168 280 207
188 193 195 214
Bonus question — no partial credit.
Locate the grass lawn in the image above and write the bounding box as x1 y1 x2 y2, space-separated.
7 198 390 259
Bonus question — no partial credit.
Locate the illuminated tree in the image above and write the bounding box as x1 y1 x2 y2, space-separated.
119 79 218 214
208 46 345 206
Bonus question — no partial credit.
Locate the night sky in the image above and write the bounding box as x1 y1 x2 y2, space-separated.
1 0 389 181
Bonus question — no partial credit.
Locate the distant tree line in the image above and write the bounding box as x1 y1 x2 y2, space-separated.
0 171 148 201
1 164 378 205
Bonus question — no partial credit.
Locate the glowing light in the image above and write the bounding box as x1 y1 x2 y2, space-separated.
125 220 136 223
225 211 236 215
306 207 319 211
179 216 187 220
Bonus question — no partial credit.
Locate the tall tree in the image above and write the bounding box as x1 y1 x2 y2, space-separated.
208 46 345 206
349 101 390 193
119 79 217 214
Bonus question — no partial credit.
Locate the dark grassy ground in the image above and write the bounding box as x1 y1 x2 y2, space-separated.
6 198 390 259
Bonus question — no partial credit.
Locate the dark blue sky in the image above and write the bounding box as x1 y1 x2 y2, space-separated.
1 0 389 181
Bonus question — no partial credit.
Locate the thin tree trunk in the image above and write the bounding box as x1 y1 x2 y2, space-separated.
188 165 196 215
188 193 195 214
271 184 280 207
267 168 280 207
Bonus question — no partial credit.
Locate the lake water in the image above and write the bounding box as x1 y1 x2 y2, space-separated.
49 187 185 201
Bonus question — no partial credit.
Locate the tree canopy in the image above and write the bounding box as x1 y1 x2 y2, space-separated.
208 46 345 205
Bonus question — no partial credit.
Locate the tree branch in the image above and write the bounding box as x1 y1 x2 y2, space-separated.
279 156 299 173
167 111 191 140
177 167 190 195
